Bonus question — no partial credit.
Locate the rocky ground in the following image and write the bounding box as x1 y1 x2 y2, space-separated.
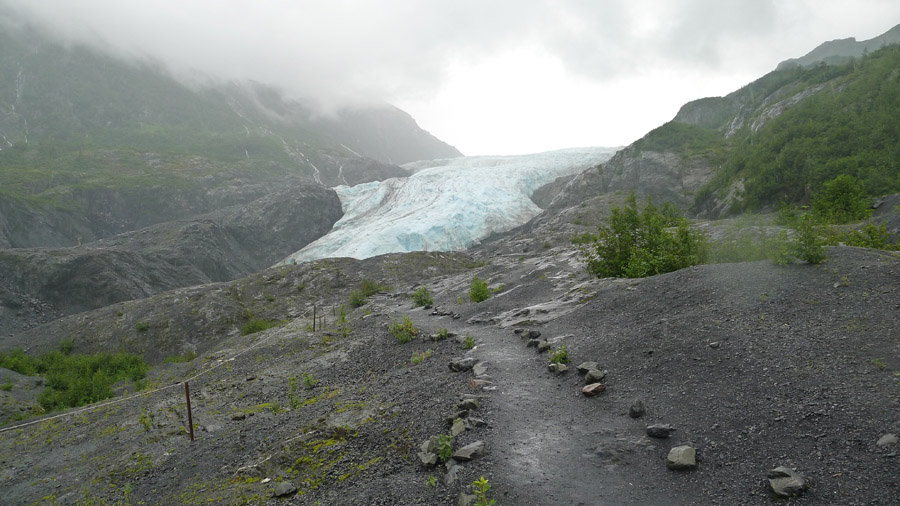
1 233 898 505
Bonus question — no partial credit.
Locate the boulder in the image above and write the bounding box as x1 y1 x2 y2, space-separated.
584 369 607 383
451 418 466 437
767 466 809 497
452 441 487 461
666 445 697 470
449 357 477 372
582 383 606 396
456 398 480 411
629 399 645 418
272 481 298 497
537 341 551 352
472 362 488 376
876 433 898 447
576 361 599 374
548 363 569 374
646 424 676 438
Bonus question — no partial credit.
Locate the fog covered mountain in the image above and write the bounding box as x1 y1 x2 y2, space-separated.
279 147 617 264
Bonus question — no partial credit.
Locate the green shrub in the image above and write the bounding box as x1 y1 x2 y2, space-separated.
791 214 827 264
410 349 433 365
0 378 12 391
473 476 496 506
0 348 149 412
390 316 419 343
348 289 367 308
463 334 475 349
549 345 570 364
411 286 434 307
578 193 706 278
811 174 871 224
436 434 453 462
359 279 384 297
135 321 150 332
302 372 319 388
240 319 282 335
469 277 491 303
435 328 451 340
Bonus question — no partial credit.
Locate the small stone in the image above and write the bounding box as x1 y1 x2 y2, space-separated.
513 328 524 335
582 383 606 396
629 399 645 418
877 433 898 447
584 369 607 383
708 341 720 348
646 424 676 438
451 419 466 437
537 341 551 352
449 357 477 372
231 412 247 421
417 451 438 466
465 417 487 428
576 361 598 374
458 493 477 506
548 363 569 374
526 339 540 348
522 329 542 340
452 441 486 461
272 481 298 497
666 445 697 470
767 466 809 497
472 362 488 376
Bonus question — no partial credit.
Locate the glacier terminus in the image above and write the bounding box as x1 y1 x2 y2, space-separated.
278 147 618 265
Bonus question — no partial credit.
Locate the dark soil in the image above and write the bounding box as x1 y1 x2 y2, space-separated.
1 243 898 505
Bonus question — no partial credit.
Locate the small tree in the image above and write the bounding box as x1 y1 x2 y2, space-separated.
811 174 870 224
469 277 491 303
411 286 434 307
792 214 827 264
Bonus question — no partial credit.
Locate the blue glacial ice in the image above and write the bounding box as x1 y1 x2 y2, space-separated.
278 147 617 264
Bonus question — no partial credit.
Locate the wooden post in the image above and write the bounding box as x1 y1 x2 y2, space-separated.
313 305 317 332
184 382 194 442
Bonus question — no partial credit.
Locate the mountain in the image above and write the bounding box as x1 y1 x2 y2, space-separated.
0 17 459 248
776 23 900 69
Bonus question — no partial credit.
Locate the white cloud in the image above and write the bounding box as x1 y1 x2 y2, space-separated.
2 0 899 154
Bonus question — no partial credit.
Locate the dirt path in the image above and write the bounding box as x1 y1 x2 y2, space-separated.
401 308 673 505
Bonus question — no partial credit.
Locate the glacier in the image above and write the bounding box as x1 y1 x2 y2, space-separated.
277 147 618 265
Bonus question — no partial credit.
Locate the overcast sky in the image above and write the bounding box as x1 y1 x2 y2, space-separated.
4 1 900 155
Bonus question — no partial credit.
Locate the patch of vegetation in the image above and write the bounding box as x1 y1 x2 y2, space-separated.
811 174 872 224
435 328 451 340
426 475 438 487
1 377 12 391
410 349 433 365
631 121 729 158
163 350 197 363
302 372 320 388
411 286 434 307
390 316 419 343
825 221 899 250
348 289 367 308
240 318 282 335
436 434 453 462
791 214 827 264
578 193 706 278
0 343 148 412
135 321 150 332
335 304 351 338
469 276 491 303
463 334 475 349
549 345 570 364
473 476 497 506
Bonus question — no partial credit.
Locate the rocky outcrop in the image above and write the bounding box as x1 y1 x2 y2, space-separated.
0 184 342 314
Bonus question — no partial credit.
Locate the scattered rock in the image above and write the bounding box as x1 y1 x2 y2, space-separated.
456 398 480 411
452 441 487 461
646 424 676 438
231 412 246 421
272 481 298 497
458 492 476 506
877 433 898 447
472 362 488 376
417 451 438 466
666 445 697 470
576 361 598 374
767 466 809 497
582 383 606 396
526 339 540 348
708 341 720 349
537 341 551 352
449 357 477 372
548 362 569 374
469 379 493 389
451 418 466 436
521 329 542 340
465 417 487 428
584 369 607 383
629 399 646 418
444 459 460 485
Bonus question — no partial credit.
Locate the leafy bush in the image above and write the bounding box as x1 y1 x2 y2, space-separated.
791 214 827 264
410 349 433 365
411 286 434 307
549 345 570 364
811 175 871 224
135 321 150 332
473 476 497 506
240 319 282 335
469 277 491 303
347 290 366 308
390 316 419 343
463 334 475 349
828 221 898 250
435 328 451 340
360 279 386 297
0 345 149 412
436 434 454 462
578 193 706 278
